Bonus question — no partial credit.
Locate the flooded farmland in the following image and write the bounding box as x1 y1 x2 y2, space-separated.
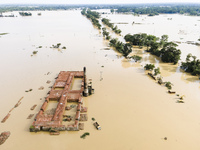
0 10 200 150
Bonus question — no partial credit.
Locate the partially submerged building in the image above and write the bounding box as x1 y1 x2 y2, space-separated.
30 67 94 134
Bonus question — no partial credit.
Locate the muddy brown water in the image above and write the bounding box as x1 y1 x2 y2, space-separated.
0 10 200 150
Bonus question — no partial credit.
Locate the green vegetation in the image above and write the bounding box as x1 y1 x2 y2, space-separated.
32 51 38 54
81 9 101 29
164 82 173 90
124 33 181 64
0 5 76 13
148 12 159 16
129 55 142 62
102 28 111 40
116 5 200 16
144 64 155 70
25 89 33 92
29 125 35 132
92 118 95 121
19 12 32 16
52 43 61 48
154 67 161 76
109 38 132 58
80 132 90 139
181 53 200 76
101 18 121 34
1 4 200 17
0 33 8 35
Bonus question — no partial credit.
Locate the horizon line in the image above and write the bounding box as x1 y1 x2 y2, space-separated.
0 2 200 5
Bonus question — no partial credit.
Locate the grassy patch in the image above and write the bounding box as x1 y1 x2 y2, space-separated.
80 132 90 139
0 33 8 35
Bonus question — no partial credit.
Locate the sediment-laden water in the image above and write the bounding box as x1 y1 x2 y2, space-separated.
0 10 200 150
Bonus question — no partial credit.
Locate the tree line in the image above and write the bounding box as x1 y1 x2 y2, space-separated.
116 5 200 16
101 18 121 34
124 33 181 64
81 8 101 29
81 9 200 77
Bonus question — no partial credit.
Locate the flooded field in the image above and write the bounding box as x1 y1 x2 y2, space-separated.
0 10 200 150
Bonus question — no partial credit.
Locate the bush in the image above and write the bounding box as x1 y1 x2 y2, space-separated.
80 132 90 139
154 67 161 76
130 55 142 62
164 82 173 90
144 64 155 70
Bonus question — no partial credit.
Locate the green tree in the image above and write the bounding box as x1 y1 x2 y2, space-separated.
144 64 155 70
154 67 161 76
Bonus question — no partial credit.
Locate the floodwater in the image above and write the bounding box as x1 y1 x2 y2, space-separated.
0 10 200 150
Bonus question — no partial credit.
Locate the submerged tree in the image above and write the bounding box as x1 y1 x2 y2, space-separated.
154 67 161 76
181 53 200 76
144 64 155 70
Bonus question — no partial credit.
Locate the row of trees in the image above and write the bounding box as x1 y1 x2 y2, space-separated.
0 5 76 13
80 8 199 77
1 4 200 16
124 33 181 64
102 28 111 40
116 5 200 16
109 38 132 58
81 9 101 29
101 18 121 34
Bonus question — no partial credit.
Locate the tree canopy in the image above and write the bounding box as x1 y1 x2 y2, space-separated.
181 53 200 76
124 33 181 64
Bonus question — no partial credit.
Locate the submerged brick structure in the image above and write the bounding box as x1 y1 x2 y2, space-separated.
30 67 94 133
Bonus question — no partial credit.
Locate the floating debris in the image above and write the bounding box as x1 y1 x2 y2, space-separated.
177 99 184 103
38 86 44 90
9 108 14 113
1 114 11 123
164 137 167 140
27 114 34 119
168 90 176 94
14 102 21 108
0 131 10 145
46 80 51 84
30 105 37 110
